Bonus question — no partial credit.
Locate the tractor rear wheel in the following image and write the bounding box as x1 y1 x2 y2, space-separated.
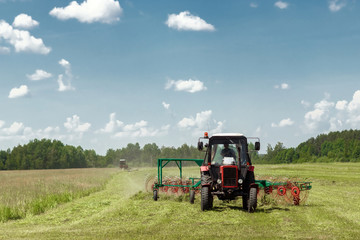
153 189 158 201
189 190 195 204
201 186 212 211
248 187 257 213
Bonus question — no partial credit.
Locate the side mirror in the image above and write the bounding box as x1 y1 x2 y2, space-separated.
197 141 204 151
255 142 260 151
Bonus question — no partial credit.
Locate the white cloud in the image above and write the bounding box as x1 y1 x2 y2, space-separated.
178 110 224 136
166 11 215 31
2 122 24 135
114 121 169 138
165 79 207 93
96 113 168 138
274 83 289 90
27 69 52 81
57 59 75 91
49 0 123 24
162 101 170 110
274 1 289 9
0 120 5 128
64 115 91 133
12 13 39 29
98 112 123 133
301 100 311 108
0 20 51 54
271 118 294 128
123 120 147 132
250 3 258 8
0 46 10 54
304 99 335 132
8 85 29 98
329 0 346 12
347 90 360 113
335 100 348 110
329 117 343 131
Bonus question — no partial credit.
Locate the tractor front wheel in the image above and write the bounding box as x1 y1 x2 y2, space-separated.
201 186 212 211
248 187 257 213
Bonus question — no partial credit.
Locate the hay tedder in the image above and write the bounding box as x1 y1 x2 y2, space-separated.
148 132 312 212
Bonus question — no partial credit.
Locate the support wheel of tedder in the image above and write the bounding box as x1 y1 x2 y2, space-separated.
201 186 212 211
153 189 158 201
248 187 257 213
189 190 195 204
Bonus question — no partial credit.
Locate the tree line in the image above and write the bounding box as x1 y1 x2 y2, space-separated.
252 129 360 164
1 129 360 170
0 139 204 170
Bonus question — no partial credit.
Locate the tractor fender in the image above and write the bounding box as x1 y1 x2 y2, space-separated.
250 183 258 189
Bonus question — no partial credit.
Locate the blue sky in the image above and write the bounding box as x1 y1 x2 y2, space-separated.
1 0 360 154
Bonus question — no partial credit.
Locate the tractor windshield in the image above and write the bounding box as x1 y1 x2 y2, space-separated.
210 141 248 165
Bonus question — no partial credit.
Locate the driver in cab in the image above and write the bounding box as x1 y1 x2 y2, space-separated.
220 143 236 159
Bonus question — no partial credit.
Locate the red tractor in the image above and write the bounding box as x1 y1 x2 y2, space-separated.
197 133 260 212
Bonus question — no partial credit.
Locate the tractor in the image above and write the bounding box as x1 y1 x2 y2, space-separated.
119 159 128 169
197 132 260 212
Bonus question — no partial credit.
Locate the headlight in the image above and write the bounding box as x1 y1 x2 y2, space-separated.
217 179 222 184
238 179 243 184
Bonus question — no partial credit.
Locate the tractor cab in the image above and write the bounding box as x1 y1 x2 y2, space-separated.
198 133 260 212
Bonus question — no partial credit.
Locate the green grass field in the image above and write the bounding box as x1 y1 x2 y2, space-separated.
1 163 360 239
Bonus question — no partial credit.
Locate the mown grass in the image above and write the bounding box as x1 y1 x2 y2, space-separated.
0 168 118 222
1 163 360 239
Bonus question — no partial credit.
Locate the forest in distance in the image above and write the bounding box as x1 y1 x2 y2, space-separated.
1 129 360 170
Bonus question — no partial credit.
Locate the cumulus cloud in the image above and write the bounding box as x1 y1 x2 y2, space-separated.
335 100 348 110
114 120 169 138
274 1 289 9
162 101 170 110
49 0 123 24
1 121 24 135
165 11 215 31
178 110 224 136
271 118 294 128
274 83 289 90
0 46 10 54
98 112 123 133
64 115 91 133
27 69 52 81
0 121 62 142
8 85 29 98
329 0 346 12
165 78 207 93
303 98 335 132
12 13 39 29
0 20 51 54
97 113 169 138
57 59 75 91
0 120 5 129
